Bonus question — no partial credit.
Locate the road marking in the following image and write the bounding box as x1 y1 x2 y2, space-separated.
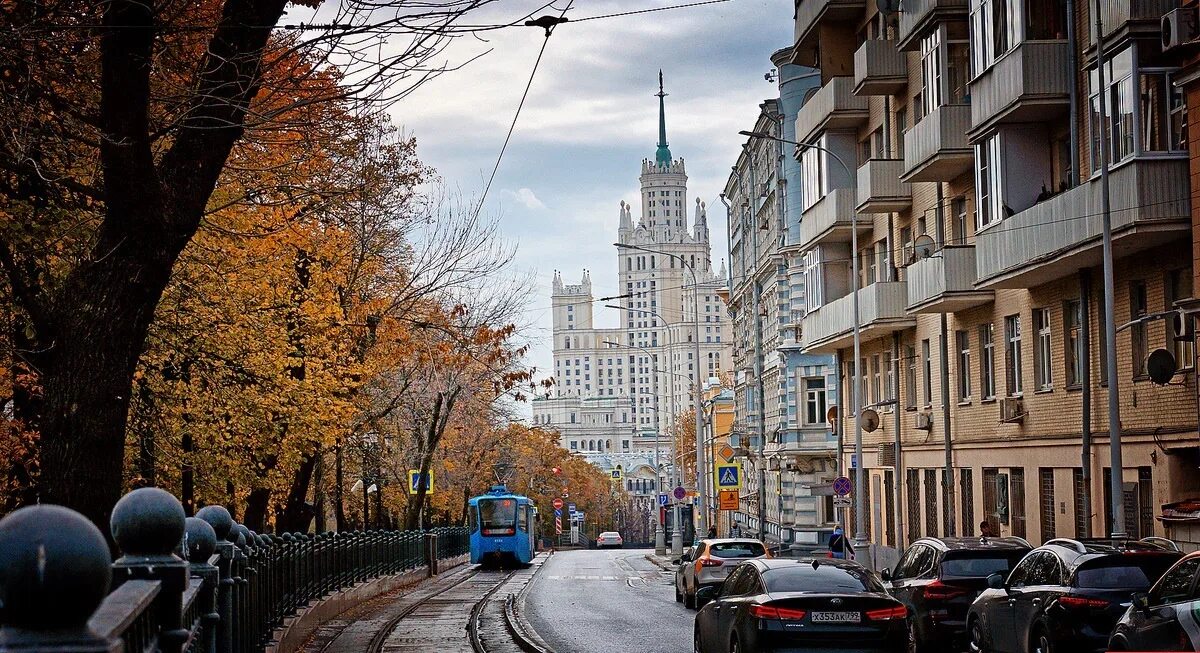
542 575 626 581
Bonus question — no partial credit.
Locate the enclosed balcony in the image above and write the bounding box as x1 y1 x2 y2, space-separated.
896 0 968 50
853 39 907 96
856 159 911 213
1093 0 1177 43
773 428 839 456
901 103 972 182
797 187 864 251
801 282 915 353
969 40 1070 135
794 76 868 143
905 245 993 313
794 0 867 54
975 159 1191 288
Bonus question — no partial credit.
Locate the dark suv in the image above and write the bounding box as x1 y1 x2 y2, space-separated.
882 536 1031 651
967 537 1182 653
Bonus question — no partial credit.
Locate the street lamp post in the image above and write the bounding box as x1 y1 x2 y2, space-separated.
738 130 865 552
615 243 708 545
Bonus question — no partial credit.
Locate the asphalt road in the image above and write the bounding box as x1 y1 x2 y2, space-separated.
525 548 693 653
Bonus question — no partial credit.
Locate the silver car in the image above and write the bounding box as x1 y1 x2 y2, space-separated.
673 538 770 609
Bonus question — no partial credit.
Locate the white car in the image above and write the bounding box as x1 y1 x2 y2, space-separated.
596 531 624 548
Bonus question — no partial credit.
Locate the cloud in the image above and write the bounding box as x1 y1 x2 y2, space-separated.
500 187 546 210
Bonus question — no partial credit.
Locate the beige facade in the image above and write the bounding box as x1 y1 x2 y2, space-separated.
791 0 1195 551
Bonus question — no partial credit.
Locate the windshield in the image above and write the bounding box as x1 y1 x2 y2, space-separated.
1074 555 1180 590
763 564 886 593
478 498 518 536
940 553 1025 579
710 542 766 558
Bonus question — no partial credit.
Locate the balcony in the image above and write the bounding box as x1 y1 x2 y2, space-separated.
856 159 911 213
901 103 972 182
797 187 865 251
772 428 838 456
975 158 1191 288
853 40 906 96
794 0 867 54
794 76 868 143
970 40 1070 135
1093 0 1176 43
905 245 993 313
897 0 968 50
801 282 915 353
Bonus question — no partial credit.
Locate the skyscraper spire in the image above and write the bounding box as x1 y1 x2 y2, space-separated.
655 70 672 167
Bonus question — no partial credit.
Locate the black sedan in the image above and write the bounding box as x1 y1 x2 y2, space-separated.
1109 551 1200 651
693 558 912 653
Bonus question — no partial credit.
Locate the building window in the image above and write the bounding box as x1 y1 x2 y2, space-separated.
884 349 895 402
803 377 827 425
980 323 996 400
802 250 824 310
905 345 917 409
1064 299 1083 387
952 197 969 245
922 339 933 407
1167 269 1194 371
871 354 881 405
1034 307 1053 391
1089 47 1139 168
1005 315 1023 396
1039 468 1056 540
921 30 943 117
924 469 940 538
800 135 828 212
960 468 975 536
974 132 1003 230
1131 280 1148 378
956 330 972 401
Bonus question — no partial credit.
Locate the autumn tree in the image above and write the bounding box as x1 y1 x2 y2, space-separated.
0 0 501 531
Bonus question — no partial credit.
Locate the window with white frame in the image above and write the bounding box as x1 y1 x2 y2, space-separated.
1064 299 1083 387
980 323 996 400
974 132 1003 230
1090 48 1136 167
957 330 972 401
922 339 933 406
802 249 824 310
921 30 943 118
800 138 827 212
905 345 917 408
1005 314 1023 396
1034 308 1053 391
803 377 827 425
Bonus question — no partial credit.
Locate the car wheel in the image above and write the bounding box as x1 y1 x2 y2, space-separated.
1032 628 1054 653
728 633 740 653
693 626 704 653
684 587 696 609
675 582 683 602
967 618 989 653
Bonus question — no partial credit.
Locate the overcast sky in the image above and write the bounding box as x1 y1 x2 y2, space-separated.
387 0 793 415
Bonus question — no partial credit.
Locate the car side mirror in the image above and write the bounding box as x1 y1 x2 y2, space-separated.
1132 592 1150 613
880 568 892 581
695 586 717 604
986 572 1006 590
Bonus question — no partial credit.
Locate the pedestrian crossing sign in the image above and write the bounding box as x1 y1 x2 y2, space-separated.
715 463 742 489
408 470 433 495
610 468 623 481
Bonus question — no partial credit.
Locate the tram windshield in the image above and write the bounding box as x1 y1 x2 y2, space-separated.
478 498 518 536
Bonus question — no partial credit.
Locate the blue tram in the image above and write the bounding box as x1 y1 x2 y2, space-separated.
468 485 537 567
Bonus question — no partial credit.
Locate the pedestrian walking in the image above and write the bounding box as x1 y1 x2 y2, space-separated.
707 525 717 539
828 526 853 559
729 522 742 538
979 520 994 537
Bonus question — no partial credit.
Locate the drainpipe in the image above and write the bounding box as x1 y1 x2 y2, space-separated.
1066 0 1081 187
936 186 956 537
1080 269 1093 537
892 331 904 548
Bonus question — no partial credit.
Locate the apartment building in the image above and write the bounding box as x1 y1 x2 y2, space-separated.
788 0 1195 551
724 65 841 546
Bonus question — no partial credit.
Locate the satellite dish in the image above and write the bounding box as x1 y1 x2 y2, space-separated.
826 406 839 425
877 0 901 16
914 234 937 259
1147 349 1178 385
860 408 881 433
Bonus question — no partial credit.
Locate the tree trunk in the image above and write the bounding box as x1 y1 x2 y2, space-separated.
242 487 271 533
403 388 460 529
277 453 317 533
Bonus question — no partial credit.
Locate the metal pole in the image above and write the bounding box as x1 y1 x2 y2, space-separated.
1093 0 1126 538
939 312 955 537
1080 269 1093 537
690 263 706 539
892 332 904 548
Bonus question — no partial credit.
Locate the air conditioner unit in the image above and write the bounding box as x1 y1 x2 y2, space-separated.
1163 8 1200 51
999 397 1026 423
1172 309 1193 341
914 412 933 431
877 442 896 467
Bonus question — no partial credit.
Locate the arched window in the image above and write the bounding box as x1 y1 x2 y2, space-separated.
588 440 595 451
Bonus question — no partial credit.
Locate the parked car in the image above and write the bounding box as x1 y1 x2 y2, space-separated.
595 531 623 548
883 536 1031 652
967 537 1182 653
1108 549 1200 651
693 558 912 653
674 538 769 609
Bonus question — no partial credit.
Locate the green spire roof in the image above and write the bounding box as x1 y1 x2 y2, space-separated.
655 70 671 167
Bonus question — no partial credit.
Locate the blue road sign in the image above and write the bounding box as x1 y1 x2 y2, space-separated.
568 503 576 514
716 464 741 489
832 476 852 496
554 508 562 517
673 486 686 500
657 493 669 507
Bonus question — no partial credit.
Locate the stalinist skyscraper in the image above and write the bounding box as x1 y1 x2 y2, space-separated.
532 74 731 459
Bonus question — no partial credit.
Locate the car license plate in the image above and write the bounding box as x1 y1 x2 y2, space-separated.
810 611 860 623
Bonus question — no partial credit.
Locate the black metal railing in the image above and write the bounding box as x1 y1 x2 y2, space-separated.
0 487 468 653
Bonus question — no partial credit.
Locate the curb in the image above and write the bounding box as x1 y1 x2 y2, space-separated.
644 553 676 572
505 552 556 653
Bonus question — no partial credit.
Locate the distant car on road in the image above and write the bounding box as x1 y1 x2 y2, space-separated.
1108 549 1200 651
674 538 769 609
595 531 623 548
967 537 1181 653
883 536 1030 652
693 558 912 653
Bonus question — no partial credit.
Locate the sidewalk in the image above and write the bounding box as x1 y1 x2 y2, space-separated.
644 551 678 571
